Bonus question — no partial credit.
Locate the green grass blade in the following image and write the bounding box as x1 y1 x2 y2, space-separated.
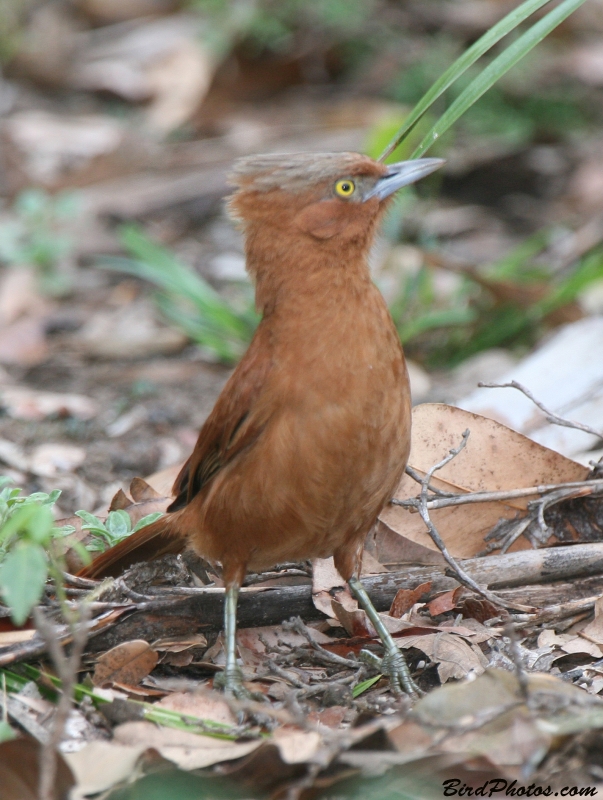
411 0 589 159
380 0 554 160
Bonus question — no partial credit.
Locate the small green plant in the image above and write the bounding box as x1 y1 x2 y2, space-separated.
0 480 163 624
100 225 258 364
76 508 163 553
0 188 80 296
0 481 83 625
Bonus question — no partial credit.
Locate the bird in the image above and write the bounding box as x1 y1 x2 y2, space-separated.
79 151 444 698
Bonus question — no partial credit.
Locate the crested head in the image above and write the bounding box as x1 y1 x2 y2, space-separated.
225 151 444 304
228 151 385 195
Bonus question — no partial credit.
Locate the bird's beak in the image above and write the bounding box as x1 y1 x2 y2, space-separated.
365 157 445 201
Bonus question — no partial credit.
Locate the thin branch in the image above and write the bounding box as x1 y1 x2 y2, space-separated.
35 602 91 800
415 429 531 612
393 479 603 512
478 380 603 440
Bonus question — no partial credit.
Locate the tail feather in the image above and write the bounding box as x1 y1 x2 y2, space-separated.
78 514 187 580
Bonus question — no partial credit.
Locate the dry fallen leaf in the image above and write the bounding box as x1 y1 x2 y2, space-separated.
311 556 357 617
379 403 587 560
399 632 488 682
389 581 432 618
63 740 152 799
113 720 261 770
0 737 74 800
155 692 236 727
93 640 159 688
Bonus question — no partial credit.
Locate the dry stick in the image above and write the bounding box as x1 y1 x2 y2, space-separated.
478 380 603 440
502 618 530 701
393 478 603 512
415 429 531 612
34 603 91 800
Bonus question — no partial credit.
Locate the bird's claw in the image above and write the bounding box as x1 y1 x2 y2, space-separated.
214 667 266 702
359 647 422 699
214 667 249 699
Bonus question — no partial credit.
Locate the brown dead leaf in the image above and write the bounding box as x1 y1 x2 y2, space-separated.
311 556 357 617
93 640 159 687
63 740 154 797
380 404 587 560
0 737 74 800
272 728 323 765
427 587 464 617
331 599 373 638
237 624 333 656
460 596 501 623
399 632 488 682
307 706 348 728
113 720 261 770
389 581 432 618
130 477 162 503
155 692 236 727
578 596 603 645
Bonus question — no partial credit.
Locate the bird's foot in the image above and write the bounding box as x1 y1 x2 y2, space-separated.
214 667 266 702
360 647 423 699
214 666 250 698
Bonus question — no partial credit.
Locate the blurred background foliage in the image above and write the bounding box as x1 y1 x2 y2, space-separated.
0 0 602 369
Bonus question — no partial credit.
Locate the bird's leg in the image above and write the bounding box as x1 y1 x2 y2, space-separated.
348 575 422 699
214 583 247 698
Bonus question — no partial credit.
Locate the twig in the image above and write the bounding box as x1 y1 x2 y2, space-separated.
392 479 603 512
34 602 91 800
283 618 360 669
503 618 529 701
414 429 530 612
478 380 603 440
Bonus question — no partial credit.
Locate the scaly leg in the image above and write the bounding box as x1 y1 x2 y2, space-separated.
348 575 422 699
214 583 247 697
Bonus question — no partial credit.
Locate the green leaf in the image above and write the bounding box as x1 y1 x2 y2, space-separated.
0 720 15 742
380 0 555 160
0 542 47 625
75 510 107 531
132 512 164 533
410 0 590 159
106 510 132 539
0 504 54 545
352 674 382 698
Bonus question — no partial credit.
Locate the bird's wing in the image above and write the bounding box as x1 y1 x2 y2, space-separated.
78 328 273 579
169 327 273 511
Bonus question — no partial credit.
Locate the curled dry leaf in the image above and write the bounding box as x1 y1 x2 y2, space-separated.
427 587 465 617
93 639 159 688
379 403 587 561
389 581 432 618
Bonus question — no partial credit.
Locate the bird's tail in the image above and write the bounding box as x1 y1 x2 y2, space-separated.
77 512 187 580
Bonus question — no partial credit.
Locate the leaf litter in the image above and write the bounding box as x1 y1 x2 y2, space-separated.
1 400 603 797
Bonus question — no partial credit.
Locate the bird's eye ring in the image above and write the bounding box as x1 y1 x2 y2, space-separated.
335 179 356 198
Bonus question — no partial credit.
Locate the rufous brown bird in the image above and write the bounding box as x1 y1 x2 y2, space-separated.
80 151 444 697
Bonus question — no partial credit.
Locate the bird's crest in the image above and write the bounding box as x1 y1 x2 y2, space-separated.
228 151 383 194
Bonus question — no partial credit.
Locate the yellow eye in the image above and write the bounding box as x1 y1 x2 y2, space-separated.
335 179 356 198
